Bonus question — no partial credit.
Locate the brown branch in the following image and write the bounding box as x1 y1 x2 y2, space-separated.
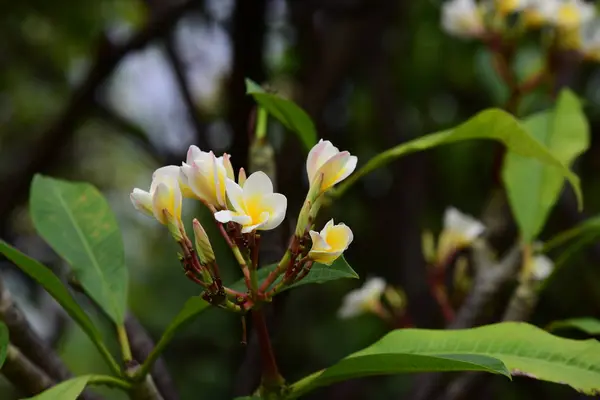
0 0 202 232
2 344 54 397
126 313 179 400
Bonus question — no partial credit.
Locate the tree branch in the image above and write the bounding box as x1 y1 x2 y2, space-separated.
0 0 202 234
2 344 54 397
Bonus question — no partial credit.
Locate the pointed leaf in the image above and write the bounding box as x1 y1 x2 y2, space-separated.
0 241 118 372
245 78 317 151
287 322 600 398
22 376 90 399
334 107 582 208
502 89 589 241
138 297 210 378
230 256 358 293
548 318 600 336
0 322 8 368
30 175 128 324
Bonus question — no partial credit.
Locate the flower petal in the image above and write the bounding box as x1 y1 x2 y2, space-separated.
307 140 339 182
214 210 233 223
152 182 173 225
443 207 485 241
258 193 287 230
130 189 153 217
309 249 343 265
243 171 274 198
186 145 202 164
225 178 244 213
309 230 331 252
317 151 353 191
223 153 235 180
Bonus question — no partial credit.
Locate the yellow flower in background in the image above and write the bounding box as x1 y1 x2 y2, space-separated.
554 0 595 30
338 277 386 319
531 254 554 281
130 166 184 238
441 0 486 39
436 207 485 264
214 171 287 233
306 140 357 194
180 145 235 209
308 219 353 265
495 0 527 16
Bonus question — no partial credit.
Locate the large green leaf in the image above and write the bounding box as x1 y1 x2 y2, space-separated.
230 256 358 293
0 321 8 368
30 175 128 324
245 78 317 151
548 318 600 336
502 89 589 241
333 107 583 208
137 297 210 379
22 376 90 400
287 322 600 398
0 241 120 374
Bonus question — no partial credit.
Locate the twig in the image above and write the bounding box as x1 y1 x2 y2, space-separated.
125 313 179 400
1 344 54 396
0 0 202 232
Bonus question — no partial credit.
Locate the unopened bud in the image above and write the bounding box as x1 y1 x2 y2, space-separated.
193 219 215 264
238 168 247 186
384 286 406 312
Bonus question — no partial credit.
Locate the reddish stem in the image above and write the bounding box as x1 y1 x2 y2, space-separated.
251 308 283 391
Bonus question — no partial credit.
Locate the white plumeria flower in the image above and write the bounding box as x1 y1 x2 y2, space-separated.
130 166 183 236
531 254 554 281
494 0 528 16
441 0 486 39
179 145 235 209
530 0 596 30
306 139 357 194
308 219 354 265
436 207 485 263
338 277 386 319
522 0 560 27
214 171 287 233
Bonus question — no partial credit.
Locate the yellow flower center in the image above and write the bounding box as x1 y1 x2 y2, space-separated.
558 4 580 28
325 226 347 250
244 194 265 224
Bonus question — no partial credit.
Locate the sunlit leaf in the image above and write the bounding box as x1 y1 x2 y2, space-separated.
287 322 600 398
22 376 90 400
30 175 128 324
502 89 589 241
333 107 582 209
230 256 358 293
547 318 600 336
0 241 119 373
245 78 317 151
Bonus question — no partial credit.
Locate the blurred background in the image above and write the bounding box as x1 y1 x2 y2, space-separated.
2 0 600 399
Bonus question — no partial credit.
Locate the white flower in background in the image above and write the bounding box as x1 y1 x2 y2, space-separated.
180 145 235 209
528 0 596 30
130 166 184 237
308 219 354 265
436 207 485 263
214 171 287 233
306 139 357 194
580 19 600 60
338 277 386 319
531 254 554 281
441 0 486 39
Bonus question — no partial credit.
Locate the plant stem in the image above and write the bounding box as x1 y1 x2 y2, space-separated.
88 374 133 391
117 324 133 364
259 249 292 293
251 308 284 394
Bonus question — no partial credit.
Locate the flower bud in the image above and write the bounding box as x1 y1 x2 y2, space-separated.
193 219 215 264
338 277 386 319
306 140 357 194
308 219 353 265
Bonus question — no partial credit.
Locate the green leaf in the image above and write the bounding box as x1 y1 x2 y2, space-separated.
0 321 8 368
287 322 600 398
138 297 210 379
30 175 128 324
0 241 120 375
245 78 317 151
547 318 600 336
230 256 358 293
22 375 91 399
333 107 583 209
544 214 600 252
502 89 589 242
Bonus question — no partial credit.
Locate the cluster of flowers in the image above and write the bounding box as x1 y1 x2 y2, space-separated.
442 0 600 61
339 207 554 320
130 139 357 277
